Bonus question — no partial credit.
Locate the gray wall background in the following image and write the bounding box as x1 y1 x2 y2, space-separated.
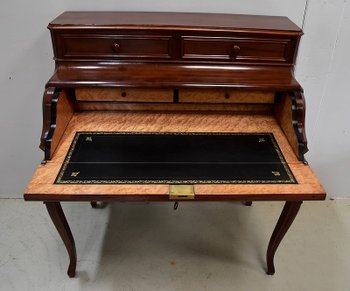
1 0 349 198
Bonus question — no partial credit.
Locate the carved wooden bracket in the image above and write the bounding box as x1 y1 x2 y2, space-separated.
290 91 308 162
40 87 61 161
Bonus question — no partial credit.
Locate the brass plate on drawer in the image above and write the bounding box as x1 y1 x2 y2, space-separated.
169 185 195 200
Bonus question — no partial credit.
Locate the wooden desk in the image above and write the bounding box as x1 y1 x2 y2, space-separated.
24 12 326 278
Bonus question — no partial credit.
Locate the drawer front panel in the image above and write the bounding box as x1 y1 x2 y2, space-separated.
181 36 291 63
76 88 174 103
59 34 172 59
179 89 275 104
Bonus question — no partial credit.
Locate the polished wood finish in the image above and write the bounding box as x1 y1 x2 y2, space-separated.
24 12 326 277
266 201 302 275
47 64 301 91
274 93 300 160
291 91 308 161
49 12 302 33
40 87 56 154
75 101 273 112
24 112 326 202
181 36 292 63
76 88 173 102
59 34 172 60
179 89 275 103
274 92 308 162
40 89 74 160
45 202 76 277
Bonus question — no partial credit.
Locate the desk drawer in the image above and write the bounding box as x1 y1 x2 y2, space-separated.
76 88 174 103
181 36 291 63
179 89 275 104
59 34 172 59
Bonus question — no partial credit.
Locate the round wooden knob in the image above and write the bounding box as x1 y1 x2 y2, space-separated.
232 45 240 57
112 42 120 52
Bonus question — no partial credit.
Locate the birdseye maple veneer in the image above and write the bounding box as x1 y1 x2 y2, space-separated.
24 11 326 278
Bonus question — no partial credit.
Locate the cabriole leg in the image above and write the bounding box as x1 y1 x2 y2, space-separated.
266 201 302 275
45 202 77 277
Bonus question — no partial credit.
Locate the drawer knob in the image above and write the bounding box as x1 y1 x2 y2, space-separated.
112 42 120 52
232 45 241 58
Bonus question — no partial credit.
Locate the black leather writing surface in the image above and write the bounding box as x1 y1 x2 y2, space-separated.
55 132 296 184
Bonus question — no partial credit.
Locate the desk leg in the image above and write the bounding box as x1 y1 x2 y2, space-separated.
45 202 77 278
266 201 302 275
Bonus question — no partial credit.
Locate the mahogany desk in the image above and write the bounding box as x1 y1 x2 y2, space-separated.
24 12 326 277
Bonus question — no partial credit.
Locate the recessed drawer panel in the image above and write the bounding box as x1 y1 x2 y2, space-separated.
179 89 275 104
181 36 290 63
76 88 174 103
60 34 172 59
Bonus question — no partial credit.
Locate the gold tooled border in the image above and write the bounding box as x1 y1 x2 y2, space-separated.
55 131 297 184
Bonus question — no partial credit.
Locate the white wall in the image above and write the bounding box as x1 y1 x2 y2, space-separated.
295 0 350 197
0 0 349 198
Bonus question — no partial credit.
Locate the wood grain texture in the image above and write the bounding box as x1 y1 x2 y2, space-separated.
24 112 325 201
40 89 75 160
274 93 299 159
292 91 308 160
45 202 76 277
49 12 302 33
179 89 275 103
40 87 56 152
266 201 302 275
75 102 273 112
48 64 301 91
50 90 75 159
75 88 173 102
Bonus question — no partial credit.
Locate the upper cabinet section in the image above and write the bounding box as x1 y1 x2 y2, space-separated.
49 12 302 65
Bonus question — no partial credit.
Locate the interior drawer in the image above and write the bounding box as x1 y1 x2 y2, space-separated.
75 88 174 103
179 89 275 103
59 34 172 59
181 36 290 63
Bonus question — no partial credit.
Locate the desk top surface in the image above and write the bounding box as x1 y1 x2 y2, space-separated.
49 12 301 33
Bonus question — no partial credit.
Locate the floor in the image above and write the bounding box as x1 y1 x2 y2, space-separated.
0 199 349 291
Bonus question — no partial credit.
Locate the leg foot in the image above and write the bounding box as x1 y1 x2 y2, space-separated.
266 201 302 275
91 201 98 208
45 202 77 278
244 201 252 206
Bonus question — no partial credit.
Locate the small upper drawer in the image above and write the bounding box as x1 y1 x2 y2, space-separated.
76 88 174 103
181 36 292 63
179 89 275 104
57 34 172 59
